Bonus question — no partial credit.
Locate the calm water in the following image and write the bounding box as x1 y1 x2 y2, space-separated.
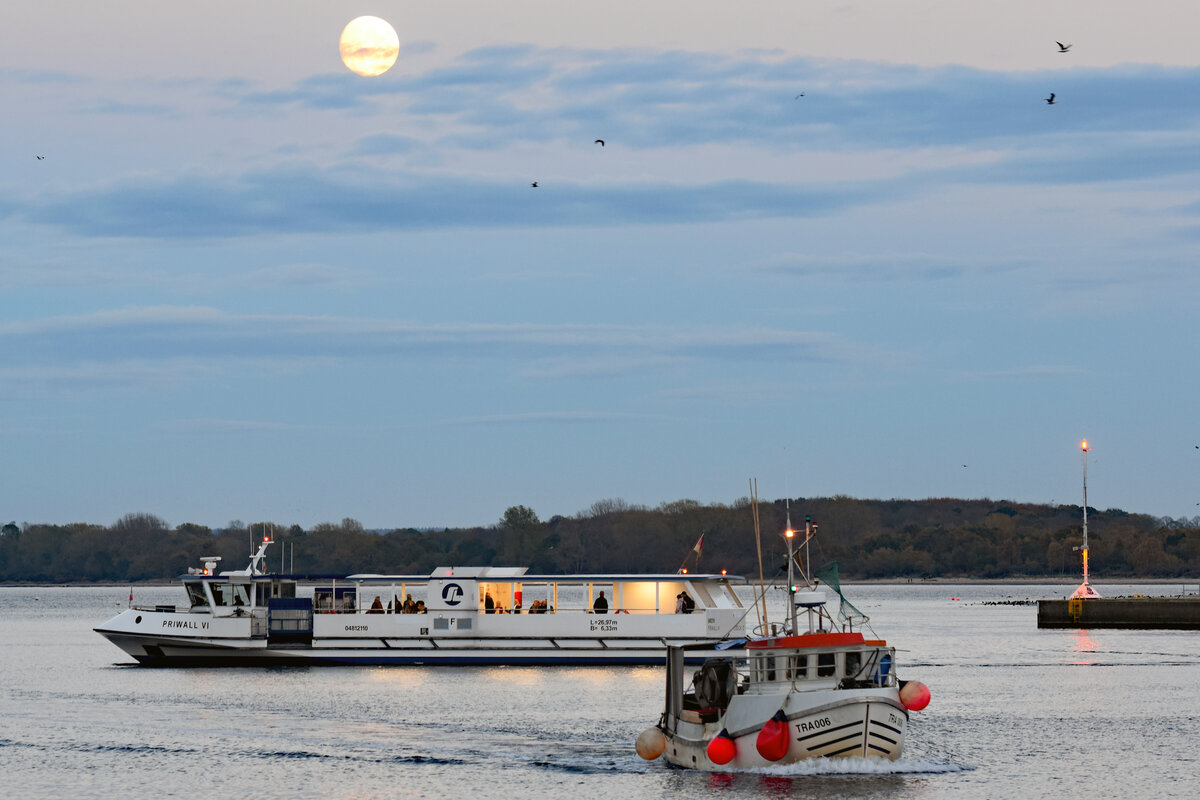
2 583 1198 799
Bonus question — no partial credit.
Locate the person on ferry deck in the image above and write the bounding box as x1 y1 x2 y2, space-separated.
402 594 417 614
485 592 495 613
592 591 608 614
368 596 384 613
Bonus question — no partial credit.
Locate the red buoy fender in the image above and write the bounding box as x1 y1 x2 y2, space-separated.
755 710 791 761
707 728 737 766
899 680 931 711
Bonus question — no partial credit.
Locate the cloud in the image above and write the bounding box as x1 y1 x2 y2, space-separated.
760 253 1026 282
0 306 875 377
152 418 310 434
442 410 663 425
20 165 873 238
218 47 1200 152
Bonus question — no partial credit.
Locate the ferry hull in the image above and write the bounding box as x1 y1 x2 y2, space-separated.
661 693 906 770
98 637 738 666
94 616 742 666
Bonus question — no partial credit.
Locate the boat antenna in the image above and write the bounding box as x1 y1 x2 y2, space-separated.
784 502 797 635
750 478 768 633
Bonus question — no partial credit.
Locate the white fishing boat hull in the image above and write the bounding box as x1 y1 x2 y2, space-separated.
661 690 907 769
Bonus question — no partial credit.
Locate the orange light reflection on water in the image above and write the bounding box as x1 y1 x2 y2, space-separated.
1071 629 1099 665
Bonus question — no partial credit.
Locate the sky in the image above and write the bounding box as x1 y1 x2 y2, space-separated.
2 1 1199 530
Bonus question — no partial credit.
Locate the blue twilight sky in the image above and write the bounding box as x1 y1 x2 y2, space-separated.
2 1 1199 529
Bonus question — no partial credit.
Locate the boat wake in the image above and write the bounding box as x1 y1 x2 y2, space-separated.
740 755 968 776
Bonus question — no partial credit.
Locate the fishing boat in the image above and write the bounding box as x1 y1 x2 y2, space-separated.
94 536 750 666
636 509 930 769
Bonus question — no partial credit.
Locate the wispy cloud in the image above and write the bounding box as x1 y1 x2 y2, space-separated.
442 410 664 425
0 306 877 380
759 253 1027 282
18 166 872 238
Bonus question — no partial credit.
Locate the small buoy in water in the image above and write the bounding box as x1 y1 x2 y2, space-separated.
707 728 736 765
899 680 931 711
635 727 666 760
755 709 790 761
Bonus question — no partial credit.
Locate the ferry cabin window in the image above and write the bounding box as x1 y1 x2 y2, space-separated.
817 652 836 678
186 583 208 608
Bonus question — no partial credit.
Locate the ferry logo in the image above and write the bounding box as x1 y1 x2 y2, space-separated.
442 582 464 606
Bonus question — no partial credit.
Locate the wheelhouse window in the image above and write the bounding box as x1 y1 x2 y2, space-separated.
786 653 809 681
186 583 208 608
211 582 251 607
817 652 836 678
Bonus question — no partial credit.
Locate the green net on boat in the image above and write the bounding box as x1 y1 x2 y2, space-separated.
814 562 870 629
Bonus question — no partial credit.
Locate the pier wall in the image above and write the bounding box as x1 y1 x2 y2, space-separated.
1037 597 1200 629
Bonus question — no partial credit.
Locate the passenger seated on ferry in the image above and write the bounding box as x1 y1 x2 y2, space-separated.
512 602 522 614
416 600 427 613
368 597 384 614
676 591 696 614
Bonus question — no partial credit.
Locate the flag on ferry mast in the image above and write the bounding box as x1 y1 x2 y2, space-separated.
691 532 704 563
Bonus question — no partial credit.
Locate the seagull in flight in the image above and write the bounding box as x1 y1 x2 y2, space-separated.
594 139 605 146
1045 93 1056 104
35 155 45 160
531 181 538 188
795 92 805 98
1056 41 1072 53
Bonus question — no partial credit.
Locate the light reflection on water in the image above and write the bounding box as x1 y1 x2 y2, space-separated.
2 584 1198 799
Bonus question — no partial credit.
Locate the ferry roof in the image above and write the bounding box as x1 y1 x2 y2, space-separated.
180 569 746 583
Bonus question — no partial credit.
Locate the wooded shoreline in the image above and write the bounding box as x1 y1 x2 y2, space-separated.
4 495 1198 583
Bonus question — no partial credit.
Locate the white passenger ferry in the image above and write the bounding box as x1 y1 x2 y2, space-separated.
94 537 750 666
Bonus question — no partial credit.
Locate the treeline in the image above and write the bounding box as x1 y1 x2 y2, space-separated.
3 496 1200 583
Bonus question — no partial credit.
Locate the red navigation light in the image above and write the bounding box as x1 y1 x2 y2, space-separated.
721 569 727 575
681 568 689 574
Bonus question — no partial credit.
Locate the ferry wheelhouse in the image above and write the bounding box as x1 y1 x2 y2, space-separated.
95 537 750 666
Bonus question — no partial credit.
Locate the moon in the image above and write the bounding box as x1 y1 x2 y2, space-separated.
339 16 399 77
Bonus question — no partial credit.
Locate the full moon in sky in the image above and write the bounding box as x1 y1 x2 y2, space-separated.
339 16 399 77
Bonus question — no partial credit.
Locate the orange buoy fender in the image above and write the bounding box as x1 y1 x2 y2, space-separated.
899 680 931 711
636 727 666 760
755 710 791 761
707 728 737 766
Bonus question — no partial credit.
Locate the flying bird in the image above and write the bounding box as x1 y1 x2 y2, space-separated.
35 155 44 160
1057 41 1072 53
795 92 805 98
1045 93 1056 104
594 139 605 146
531 181 538 188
